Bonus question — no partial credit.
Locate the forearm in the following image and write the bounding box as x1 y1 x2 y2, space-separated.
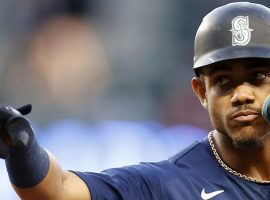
13 152 91 200
13 152 68 200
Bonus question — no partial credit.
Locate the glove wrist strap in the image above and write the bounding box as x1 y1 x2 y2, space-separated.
5 137 50 188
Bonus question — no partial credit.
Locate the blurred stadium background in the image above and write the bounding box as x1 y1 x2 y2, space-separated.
1 0 270 199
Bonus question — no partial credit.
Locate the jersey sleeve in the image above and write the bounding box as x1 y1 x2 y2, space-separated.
73 163 162 200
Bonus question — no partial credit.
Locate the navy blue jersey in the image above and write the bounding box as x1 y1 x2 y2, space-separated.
74 138 270 199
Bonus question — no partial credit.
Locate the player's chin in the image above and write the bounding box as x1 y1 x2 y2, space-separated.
232 135 263 149
229 125 267 149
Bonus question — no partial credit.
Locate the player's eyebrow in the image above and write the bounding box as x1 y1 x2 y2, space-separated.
207 60 270 76
247 60 270 69
207 65 231 76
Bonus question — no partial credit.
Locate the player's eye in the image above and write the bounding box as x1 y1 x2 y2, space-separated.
254 71 270 80
215 76 230 86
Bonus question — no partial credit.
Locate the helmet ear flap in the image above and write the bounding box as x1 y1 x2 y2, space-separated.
193 2 270 74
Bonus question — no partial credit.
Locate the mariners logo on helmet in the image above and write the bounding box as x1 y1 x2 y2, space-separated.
230 16 253 46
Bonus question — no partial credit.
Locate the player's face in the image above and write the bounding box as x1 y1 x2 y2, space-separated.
201 59 270 147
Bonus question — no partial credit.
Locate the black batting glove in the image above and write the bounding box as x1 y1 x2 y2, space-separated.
0 104 50 188
0 104 33 159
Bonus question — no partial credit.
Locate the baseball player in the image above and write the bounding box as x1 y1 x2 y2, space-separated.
2 2 270 199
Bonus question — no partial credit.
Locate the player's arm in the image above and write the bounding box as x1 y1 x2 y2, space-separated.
0 104 91 200
13 152 91 200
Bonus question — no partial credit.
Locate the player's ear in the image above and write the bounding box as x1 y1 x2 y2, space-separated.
191 77 208 109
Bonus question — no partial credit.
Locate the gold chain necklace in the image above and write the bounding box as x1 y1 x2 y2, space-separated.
208 131 270 184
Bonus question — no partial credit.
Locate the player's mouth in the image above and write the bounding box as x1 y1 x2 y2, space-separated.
231 110 260 123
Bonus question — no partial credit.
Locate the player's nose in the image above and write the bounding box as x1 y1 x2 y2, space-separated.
231 83 255 106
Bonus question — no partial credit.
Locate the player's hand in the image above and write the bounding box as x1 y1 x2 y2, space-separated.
0 104 33 159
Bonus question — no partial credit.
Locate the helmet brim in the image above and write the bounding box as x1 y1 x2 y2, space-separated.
193 45 270 76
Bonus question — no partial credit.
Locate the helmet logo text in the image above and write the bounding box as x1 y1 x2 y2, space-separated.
230 16 253 46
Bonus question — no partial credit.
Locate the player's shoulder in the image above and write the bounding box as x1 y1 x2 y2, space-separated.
125 137 215 187
168 137 210 164
138 137 212 174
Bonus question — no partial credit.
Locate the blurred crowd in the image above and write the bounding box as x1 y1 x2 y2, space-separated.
1 0 270 199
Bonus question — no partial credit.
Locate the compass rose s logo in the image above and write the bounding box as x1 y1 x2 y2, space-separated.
230 16 253 46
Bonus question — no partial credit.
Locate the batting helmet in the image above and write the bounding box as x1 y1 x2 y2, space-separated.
193 2 270 76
